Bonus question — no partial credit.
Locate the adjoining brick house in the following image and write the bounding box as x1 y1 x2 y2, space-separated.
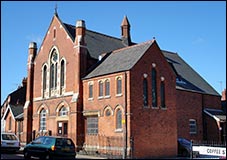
202 89 226 143
2 12 225 158
1 78 27 142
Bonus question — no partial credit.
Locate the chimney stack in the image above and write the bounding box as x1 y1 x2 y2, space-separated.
28 42 37 64
24 42 37 143
22 77 27 87
26 42 37 102
121 16 131 46
75 20 86 45
74 19 88 80
221 89 226 101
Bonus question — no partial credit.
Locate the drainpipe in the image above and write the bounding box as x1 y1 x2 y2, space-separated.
123 71 128 159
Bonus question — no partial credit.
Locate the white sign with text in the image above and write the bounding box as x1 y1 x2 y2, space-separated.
193 146 226 157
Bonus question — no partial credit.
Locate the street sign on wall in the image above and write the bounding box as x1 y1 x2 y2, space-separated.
193 146 226 157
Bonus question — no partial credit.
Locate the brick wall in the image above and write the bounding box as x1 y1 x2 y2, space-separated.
83 72 126 136
204 115 219 141
33 16 77 98
129 41 177 158
203 94 221 109
176 89 221 142
83 41 179 158
176 90 203 141
30 15 85 147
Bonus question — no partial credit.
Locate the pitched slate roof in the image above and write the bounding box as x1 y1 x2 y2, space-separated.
60 16 219 96
84 40 154 79
10 105 24 120
63 23 135 59
83 39 219 96
8 86 26 105
162 50 220 96
1 85 26 120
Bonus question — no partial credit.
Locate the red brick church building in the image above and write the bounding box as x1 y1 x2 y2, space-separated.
1 12 225 158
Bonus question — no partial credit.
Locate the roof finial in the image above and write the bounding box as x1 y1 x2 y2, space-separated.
54 2 58 16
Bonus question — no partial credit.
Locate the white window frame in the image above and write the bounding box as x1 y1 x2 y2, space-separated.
40 109 47 131
189 119 197 134
59 106 68 116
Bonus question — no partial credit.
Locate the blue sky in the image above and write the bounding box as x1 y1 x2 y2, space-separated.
1 1 226 104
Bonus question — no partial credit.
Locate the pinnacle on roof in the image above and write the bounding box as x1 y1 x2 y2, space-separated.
54 3 58 17
121 15 130 27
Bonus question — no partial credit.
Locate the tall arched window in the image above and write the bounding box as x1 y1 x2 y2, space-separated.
143 78 148 107
105 79 110 96
43 65 47 90
116 109 122 129
50 49 58 90
99 81 103 97
116 77 122 95
50 64 54 89
152 68 157 107
54 63 57 88
160 81 165 108
88 83 93 99
39 109 46 131
43 65 47 98
60 60 65 88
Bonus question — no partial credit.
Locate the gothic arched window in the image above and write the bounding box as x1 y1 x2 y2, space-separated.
60 60 65 88
39 109 46 131
59 106 68 116
152 68 157 107
99 81 103 97
160 81 165 108
105 79 110 96
116 77 122 95
50 49 58 90
116 109 122 129
143 78 148 107
43 65 47 91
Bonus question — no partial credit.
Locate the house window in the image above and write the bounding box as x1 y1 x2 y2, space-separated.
116 109 122 130
116 77 122 95
9 117 12 130
160 81 165 108
98 81 103 97
152 68 157 107
143 78 148 107
43 65 47 91
50 50 58 90
189 119 197 134
59 106 68 116
88 83 93 99
87 117 98 134
39 109 46 131
105 79 110 97
60 60 65 88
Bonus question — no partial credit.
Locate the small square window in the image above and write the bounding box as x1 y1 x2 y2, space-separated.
189 119 197 134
